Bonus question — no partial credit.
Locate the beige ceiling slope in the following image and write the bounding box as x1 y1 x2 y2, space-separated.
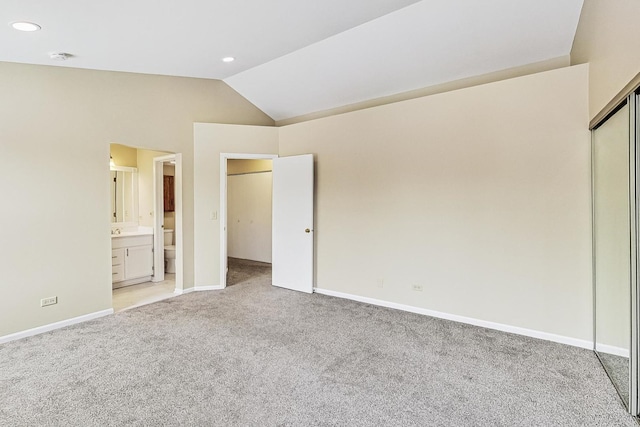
225 0 584 121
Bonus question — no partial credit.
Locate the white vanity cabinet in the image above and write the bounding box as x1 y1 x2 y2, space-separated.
111 248 125 283
111 234 153 288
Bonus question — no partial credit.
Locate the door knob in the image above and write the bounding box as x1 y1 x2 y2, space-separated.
305 228 311 233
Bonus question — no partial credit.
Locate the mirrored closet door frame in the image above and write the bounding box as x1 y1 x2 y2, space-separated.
592 89 640 416
632 90 639 416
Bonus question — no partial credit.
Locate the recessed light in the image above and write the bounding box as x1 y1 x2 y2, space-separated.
222 56 235 63
10 21 41 32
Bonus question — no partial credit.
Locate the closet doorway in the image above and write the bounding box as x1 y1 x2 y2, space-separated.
220 154 277 288
592 89 640 415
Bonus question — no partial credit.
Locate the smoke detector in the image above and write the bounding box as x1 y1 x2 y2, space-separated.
49 52 72 61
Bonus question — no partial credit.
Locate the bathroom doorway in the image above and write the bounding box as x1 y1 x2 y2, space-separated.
152 154 184 291
109 144 182 312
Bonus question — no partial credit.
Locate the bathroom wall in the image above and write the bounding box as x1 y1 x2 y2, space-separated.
137 148 172 227
110 143 138 168
110 145 176 231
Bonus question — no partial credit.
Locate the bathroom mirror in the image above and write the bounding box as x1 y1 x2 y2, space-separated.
110 166 138 224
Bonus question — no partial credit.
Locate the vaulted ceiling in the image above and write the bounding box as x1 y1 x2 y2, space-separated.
2 0 584 121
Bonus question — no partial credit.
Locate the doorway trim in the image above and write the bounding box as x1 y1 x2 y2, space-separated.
220 153 278 289
153 153 184 293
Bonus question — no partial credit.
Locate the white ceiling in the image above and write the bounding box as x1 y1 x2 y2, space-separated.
2 0 584 121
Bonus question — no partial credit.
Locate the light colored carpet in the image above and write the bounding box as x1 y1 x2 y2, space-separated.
0 258 637 426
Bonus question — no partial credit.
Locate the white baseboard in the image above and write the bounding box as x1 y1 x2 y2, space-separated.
0 309 114 345
596 343 630 358
313 288 593 350
195 285 225 291
175 286 224 295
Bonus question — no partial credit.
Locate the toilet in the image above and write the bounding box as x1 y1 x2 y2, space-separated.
164 229 176 274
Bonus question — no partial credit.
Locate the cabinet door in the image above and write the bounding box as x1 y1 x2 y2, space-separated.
124 245 153 279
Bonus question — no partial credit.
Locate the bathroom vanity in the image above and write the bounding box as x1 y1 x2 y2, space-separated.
111 232 153 289
109 164 154 288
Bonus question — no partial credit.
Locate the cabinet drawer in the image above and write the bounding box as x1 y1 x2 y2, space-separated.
112 263 124 283
111 248 125 266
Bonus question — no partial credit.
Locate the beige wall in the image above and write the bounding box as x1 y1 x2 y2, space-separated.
110 143 138 168
194 124 279 286
279 65 592 341
571 0 640 120
0 61 273 338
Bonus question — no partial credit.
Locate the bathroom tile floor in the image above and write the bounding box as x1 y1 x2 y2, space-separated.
112 274 176 313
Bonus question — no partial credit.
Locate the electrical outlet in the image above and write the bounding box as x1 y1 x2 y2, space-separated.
411 284 423 292
376 279 384 289
41 296 57 307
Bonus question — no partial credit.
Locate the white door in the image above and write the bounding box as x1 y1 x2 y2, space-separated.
272 154 314 293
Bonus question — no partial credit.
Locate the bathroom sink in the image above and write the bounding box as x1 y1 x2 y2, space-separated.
111 227 153 238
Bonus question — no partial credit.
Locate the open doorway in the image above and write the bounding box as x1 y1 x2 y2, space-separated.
220 154 277 288
226 158 273 287
109 144 183 312
219 152 315 293
152 153 183 291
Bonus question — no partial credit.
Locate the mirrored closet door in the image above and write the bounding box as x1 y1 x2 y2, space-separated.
592 91 639 415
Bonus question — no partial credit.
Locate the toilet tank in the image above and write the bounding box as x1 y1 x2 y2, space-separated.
164 229 174 246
